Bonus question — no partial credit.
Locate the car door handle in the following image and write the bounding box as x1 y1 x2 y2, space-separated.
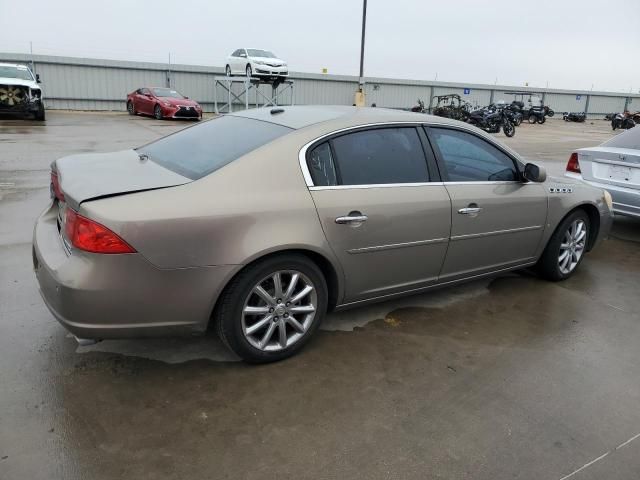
458 203 482 216
458 207 482 214
335 212 368 224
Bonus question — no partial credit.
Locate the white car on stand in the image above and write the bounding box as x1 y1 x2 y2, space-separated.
225 49 288 79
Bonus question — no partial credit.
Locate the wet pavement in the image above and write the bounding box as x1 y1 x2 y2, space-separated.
1 112 639 479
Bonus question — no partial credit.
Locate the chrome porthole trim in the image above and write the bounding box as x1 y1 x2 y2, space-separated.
241 270 318 352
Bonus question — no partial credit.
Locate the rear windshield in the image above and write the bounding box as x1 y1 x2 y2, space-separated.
602 127 640 150
137 116 292 179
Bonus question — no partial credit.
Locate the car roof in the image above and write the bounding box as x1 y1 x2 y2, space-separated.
228 105 463 130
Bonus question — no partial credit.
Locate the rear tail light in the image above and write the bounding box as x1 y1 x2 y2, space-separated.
50 171 65 201
566 152 581 173
65 209 136 254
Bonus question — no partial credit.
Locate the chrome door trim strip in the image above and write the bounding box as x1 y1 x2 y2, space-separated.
335 260 537 309
450 225 542 241
347 237 449 254
309 182 445 191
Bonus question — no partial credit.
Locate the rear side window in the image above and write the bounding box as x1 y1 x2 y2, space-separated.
308 142 338 186
429 128 518 181
314 127 429 186
602 127 640 150
138 116 292 180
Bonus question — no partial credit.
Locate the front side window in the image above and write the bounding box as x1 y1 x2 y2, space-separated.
429 128 518 182
323 127 429 186
138 116 292 180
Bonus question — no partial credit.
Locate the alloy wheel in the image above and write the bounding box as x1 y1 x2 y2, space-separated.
558 219 586 275
241 270 317 352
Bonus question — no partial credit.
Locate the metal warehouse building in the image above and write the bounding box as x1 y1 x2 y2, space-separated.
2 52 638 116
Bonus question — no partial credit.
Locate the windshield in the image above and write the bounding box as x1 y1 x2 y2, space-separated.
151 88 184 99
0 65 34 81
137 116 292 180
247 49 276 58
602 126 640 150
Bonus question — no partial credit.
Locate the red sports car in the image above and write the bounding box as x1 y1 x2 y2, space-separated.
126 87 202 120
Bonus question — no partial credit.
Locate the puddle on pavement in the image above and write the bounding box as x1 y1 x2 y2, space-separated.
76 279 492 364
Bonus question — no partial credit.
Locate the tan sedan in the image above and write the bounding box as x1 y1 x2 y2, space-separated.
33 106 613 362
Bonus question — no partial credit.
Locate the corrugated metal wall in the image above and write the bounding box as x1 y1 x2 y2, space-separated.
589 95 626 114
1 52 637 116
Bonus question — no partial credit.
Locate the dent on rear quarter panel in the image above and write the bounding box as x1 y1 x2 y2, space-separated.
80 130 339 272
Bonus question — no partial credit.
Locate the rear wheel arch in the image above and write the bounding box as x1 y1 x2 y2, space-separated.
209 248 342 324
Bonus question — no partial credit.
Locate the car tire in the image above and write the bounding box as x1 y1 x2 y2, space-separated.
246 64 253 78
225 65 231 77
538 115 546 124
536 210 590 281
214 254 328 363
154 104 163 120
34 105 45 121
503 122 515 137
528 114 538 124
127 101 135 115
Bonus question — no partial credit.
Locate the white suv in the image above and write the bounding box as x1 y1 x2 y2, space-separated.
225 49 288 79
0 63 45 120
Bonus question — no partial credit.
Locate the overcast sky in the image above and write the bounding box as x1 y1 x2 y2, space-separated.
1 0 639 93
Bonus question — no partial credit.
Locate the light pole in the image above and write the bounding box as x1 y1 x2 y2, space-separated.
355 0 367 106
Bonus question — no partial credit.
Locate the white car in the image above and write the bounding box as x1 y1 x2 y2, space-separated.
565 126 640 217
0 63 45 120
225 48 288 79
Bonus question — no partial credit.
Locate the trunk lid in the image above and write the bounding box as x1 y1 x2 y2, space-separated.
577 146 640 191
53 149 191 210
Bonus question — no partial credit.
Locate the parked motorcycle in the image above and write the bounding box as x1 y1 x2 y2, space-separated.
410 99 427 113
563 112 586 123
467 108 515 137
611 113 636 130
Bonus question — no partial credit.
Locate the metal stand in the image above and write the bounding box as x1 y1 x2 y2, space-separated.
214 76 294 114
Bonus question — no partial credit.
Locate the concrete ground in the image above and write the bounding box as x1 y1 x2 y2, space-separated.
1 112 639 480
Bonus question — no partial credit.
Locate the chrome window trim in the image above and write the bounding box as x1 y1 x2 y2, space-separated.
443 181 528 186
298 121 526 188
309 182 444 191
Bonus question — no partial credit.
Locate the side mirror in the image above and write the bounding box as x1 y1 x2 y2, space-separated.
240 53 247 58
523 163 547 183
36 74 41 83
184 96 189 99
